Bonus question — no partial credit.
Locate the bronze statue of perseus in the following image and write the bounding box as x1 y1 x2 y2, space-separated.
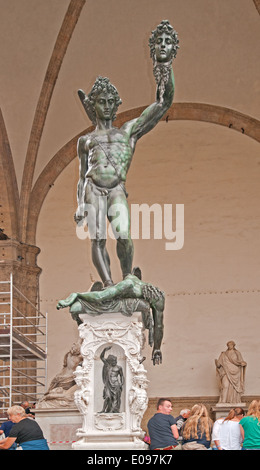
75 20 179 287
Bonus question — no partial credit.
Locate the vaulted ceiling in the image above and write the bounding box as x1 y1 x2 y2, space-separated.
0 0 259 246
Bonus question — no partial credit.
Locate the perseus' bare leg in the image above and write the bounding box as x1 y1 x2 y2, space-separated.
91 238 113 285
108 189 133 279
86 188 113 286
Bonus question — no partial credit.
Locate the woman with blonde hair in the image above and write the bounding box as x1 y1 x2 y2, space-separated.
0 405 49 450
240 400 260 450
181 403 213 450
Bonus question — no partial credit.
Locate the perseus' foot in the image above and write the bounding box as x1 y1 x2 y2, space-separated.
103 279 114 288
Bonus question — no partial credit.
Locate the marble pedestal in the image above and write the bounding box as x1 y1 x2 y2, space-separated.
211 402 247 420
34 408 82 450
72 311 149 450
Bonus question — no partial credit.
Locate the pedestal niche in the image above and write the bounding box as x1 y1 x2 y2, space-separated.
72 312 149 450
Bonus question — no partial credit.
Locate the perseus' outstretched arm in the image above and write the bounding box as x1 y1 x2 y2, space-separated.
123 66 174 143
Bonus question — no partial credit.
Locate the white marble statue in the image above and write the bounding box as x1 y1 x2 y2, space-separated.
37 341 82 409
215 340 247 404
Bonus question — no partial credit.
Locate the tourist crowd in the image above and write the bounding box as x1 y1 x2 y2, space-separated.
0 398 260 450
0 403 49 450
146 398 260 450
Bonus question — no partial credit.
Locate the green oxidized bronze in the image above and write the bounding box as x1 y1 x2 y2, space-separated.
58 21 179 366
75 20 178 287
100 346 124 413
57 269 165 365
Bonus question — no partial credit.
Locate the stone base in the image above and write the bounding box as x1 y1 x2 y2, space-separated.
211 403 247 420
34 408 82 450
72 433 148 450
72 311 149 451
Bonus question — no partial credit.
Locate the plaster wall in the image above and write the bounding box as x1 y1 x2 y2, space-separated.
1 0 259 403
36 120 260 397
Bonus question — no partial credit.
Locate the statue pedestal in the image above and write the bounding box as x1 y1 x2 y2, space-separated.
34 408 82 450
72 311 149 450
211 402 247 420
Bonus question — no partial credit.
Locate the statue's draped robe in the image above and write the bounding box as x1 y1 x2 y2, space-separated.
217 349 246 403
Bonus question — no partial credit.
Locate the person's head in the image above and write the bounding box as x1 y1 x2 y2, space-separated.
7 405 26 423
21 401 29 409
70 342 81 355
182 403 212 441
63 342 81 367
149 20 179 64
227 340 236 350
190 403 209 419
157 398 173 415
180 408 191 419
107 354 117 367
83 76 122 125
224 407 245 421
247 400 260 420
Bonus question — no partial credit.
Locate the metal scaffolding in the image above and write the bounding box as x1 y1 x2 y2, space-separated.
0 274 47 417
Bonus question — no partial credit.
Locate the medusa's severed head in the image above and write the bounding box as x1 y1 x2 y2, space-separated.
149 20 179 64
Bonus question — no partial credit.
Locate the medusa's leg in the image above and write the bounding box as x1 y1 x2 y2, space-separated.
56 293 78 309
